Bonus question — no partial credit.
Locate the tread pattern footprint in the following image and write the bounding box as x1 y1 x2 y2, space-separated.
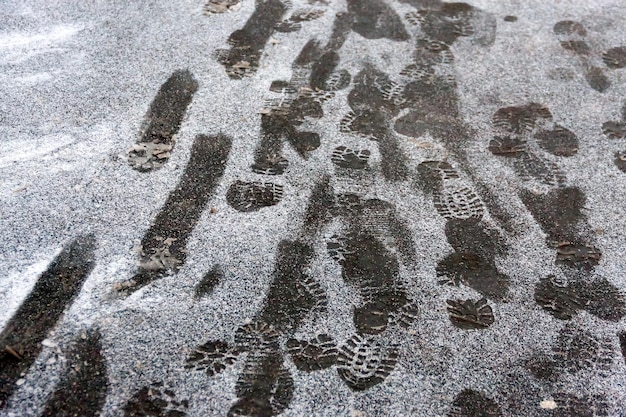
185 340 240 376
331 146 371 170
336 334 398 391
446 298 495 329
286 334 338 372
226 181 283 212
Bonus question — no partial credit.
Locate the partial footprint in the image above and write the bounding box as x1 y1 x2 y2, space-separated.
286 334 338 372
124 382 189 417
331 145 370 169
185 340 240 377
446 298 495 329
448 389 502 417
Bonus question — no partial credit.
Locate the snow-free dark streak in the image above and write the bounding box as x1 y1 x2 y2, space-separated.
0 235 96 408
123 134 231 294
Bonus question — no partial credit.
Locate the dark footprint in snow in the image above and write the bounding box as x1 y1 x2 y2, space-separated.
226 180 283 212
336 334 398 391
448 389 502 417
286 334 338 372
128 70 198 172
124 382 189 417
331 145 370 170
446 298 495 329
553 20 610 92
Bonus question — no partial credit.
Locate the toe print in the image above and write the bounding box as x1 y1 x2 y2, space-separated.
446 298 495 329
286 334 338 372
204 0 242 14
492 103 552 134
226 181 283 212
185 340 240 376
534 125 579 157
336 334 398 391
433 183 484 221
437 252 509 301
234 321 281 352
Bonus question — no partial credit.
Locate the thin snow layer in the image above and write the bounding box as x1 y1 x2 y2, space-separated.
1 0 626 416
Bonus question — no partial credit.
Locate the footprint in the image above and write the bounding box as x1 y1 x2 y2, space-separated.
229 352 294 417
40 330 108 417
533 125 579 157
342 66 411 182
286 334 338 372
127 70 199 172
518 187 590 246
336 334 398 391
553 20 610 92
331 146 370 169
437 252 509 301
534 275 626 322
348 0 409 41
490 103 571 185
216 0 289 79
602 46 626 69
492 103 552 134
122 135 231 293
0 235 96 408
552 325 614 376
234 321 281 353
185 340 240 376
124 382 189 417
446 298 495 329
601 102 626 139
448 389 502 417
226 180 283 212
433 182 484 221
404 4 481 46
256 240 327 333
534 275 585 320
274 8 325 32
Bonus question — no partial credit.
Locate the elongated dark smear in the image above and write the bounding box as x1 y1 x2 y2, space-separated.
0 234 96 408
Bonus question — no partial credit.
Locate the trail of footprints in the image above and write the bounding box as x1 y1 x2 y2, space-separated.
3 1 626 416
